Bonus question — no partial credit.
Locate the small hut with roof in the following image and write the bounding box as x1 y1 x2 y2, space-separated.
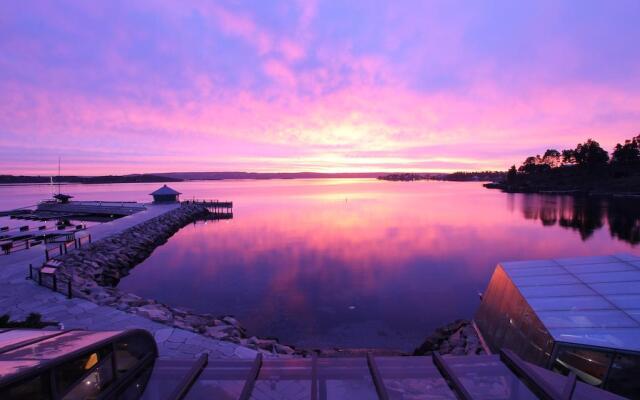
150 185 181 203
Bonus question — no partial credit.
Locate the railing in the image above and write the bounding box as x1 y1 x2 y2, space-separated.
45 234 91 261
182 199 233 207
28 264 73 299
1 238 32 255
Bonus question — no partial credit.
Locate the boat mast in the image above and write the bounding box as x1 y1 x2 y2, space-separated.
58 156 61 196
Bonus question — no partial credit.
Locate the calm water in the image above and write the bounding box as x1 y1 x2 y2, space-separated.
1 180 638 350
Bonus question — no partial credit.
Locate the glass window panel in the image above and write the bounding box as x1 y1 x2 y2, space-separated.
0 374 51 400
115 333 155 376
605 353 640 399
444 355 538 400
115 366 153 400
376 357 455 400
551 346 611 387
62 356 114 400
55 347 112 395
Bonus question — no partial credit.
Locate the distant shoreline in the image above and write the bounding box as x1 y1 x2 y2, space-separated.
0 171 422 185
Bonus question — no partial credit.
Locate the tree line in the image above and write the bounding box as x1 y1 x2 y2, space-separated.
507 134 640 183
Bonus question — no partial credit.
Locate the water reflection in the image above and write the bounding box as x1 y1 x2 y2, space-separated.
1 181 637 350
519 195 640 244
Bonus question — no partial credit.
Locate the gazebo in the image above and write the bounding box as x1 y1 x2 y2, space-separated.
150 185 181 203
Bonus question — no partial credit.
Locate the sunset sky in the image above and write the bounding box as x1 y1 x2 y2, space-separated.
1 1 640 175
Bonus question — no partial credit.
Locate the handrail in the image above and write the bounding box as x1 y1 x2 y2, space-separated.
432 352 473 400
311 354 318 400
238 353 263 400
500 349 563 400
561 371 577 400
166 353 209 400
366 353 390 400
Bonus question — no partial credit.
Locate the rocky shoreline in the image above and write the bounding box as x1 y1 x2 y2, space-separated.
54 204 297 355
413 319 485 356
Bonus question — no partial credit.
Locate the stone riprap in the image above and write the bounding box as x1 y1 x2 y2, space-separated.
413 319 485 356
54 204 296 355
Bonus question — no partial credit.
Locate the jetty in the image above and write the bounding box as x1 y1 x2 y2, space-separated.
0 188 251 361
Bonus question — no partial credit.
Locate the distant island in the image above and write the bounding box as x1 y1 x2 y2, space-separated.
377 171 505 182
0 174 182 185
485 134 640 195
0 171 388 185
377 173 435 181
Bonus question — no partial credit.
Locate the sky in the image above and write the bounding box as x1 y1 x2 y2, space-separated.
1 0 640 175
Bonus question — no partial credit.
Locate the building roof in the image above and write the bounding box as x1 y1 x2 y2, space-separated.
0 330 624 399
500 253 640 353
150 185 181 196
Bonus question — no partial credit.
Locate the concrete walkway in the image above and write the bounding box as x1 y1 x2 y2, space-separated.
0 204 258 359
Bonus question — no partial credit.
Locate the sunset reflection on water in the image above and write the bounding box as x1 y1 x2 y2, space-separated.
110 179 637 350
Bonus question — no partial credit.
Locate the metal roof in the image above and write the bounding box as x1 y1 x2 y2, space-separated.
500 253 640 353
149 185 181 196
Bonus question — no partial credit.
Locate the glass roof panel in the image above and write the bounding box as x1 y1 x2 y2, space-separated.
549 327 640 352
554 255 621 265
500 260 557 269
526 296 613 312
0 360 40 378
589 281 640 295
561 262 636 274
519 284 596 298
185 359 254 400
574 270 640 284
537 310 637 329
504 266 565 277
614 253 640 262
316 358 378 400
606 294 640 310
0 331 118 361
497 254 640 351
251 359 313 400
444 355 538 400
0 330 56 350
376 356 455 400
511 274 579 287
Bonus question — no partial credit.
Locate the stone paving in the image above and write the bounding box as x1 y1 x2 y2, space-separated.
0 203 259 360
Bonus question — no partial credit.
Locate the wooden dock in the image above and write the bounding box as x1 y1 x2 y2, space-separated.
183 200 233 219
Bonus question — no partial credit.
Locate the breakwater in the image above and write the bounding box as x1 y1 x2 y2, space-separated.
54 204 296 355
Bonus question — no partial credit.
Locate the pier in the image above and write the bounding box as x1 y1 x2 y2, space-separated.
0 201 255 360
183 199 233 218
